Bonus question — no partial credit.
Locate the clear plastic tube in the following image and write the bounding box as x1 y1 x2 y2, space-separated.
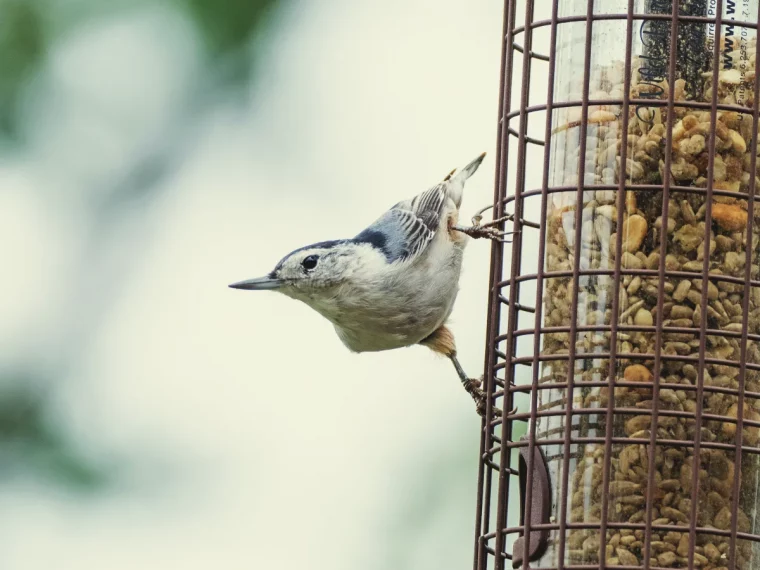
532 2 760 567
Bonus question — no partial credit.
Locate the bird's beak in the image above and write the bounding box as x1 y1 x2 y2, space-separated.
228 276 282 291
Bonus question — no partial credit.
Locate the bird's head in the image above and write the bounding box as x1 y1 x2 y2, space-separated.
229 240 376 301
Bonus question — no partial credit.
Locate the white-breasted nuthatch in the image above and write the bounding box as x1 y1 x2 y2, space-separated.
230 153 509 417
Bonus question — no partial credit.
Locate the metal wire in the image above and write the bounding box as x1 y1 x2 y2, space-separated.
474 0 519 565
731 2 760 568
475 2 760 570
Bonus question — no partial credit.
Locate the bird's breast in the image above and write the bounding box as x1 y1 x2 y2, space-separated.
330 247 464 353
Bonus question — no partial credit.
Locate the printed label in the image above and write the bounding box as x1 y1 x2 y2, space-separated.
706 0 755 104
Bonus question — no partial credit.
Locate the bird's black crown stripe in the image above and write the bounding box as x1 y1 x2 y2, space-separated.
353 228 390 258
271 232 395 274
271 239 348 273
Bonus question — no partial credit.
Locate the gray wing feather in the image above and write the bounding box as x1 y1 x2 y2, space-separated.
357 183 448 263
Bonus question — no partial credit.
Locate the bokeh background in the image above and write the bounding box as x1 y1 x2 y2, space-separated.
0 0 523 567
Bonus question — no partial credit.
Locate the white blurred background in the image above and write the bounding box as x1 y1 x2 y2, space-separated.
0 0 515 568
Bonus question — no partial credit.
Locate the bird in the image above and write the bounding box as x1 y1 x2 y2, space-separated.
229 152 510 417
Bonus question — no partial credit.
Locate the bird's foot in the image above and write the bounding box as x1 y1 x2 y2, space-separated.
463 377 501 419
449 356 501 419
453 215 515 242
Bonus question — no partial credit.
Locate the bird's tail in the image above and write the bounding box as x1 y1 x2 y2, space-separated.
447 152 486 207
455 152 487 182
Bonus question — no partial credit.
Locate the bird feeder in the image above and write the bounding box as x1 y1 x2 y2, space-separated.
475 2 760 570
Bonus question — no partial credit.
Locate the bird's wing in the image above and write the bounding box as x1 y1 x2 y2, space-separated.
355 183 448 263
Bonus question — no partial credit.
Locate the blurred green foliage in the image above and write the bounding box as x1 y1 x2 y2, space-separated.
0 0 45 137
0 379 107 490
0 0 279 138
0 0 281 488
183 0 279 56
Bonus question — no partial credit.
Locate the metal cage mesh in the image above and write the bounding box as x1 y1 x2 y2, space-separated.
475 2 760 570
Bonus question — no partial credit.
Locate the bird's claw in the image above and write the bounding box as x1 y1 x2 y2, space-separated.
478 214 514 228
453 213 515 243
454 224 516 243
463 377 501 419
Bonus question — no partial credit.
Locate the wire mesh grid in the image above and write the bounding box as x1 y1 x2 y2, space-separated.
475 2 760 570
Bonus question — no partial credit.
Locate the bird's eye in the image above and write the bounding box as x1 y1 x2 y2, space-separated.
301 255 319 271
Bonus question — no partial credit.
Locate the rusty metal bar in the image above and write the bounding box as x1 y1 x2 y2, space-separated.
473 0 516 563
478 0 520 567
555 4 596 570
513 13 759 31
499 0 538 568
688 3 724 569
598 3 636 567
642 0 680 561
518 0 560 565
729 0 760 565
